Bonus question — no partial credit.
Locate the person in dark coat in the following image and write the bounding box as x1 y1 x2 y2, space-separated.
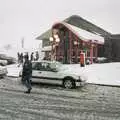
22 55 32 93
30 52 34 61
20 53 23 64
35 51 39 61
17 53 24 67
17 52 20 63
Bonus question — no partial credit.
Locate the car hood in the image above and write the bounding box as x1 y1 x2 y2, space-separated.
58 66 80 76
58 66 87 81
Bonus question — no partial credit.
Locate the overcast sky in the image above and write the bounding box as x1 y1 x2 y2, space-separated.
0 0 120 48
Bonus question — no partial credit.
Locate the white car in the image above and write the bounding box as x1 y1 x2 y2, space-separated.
20 60 86 89
0 65 8 78
0 60 8 66
7 64 22 77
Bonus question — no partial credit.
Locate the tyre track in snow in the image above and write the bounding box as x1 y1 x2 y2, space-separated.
0 77 120 119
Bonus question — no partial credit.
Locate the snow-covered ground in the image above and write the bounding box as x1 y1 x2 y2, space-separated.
6 62 120 86
66 62 120 86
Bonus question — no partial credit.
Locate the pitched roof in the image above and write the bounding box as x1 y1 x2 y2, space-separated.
64 15 111 37
36 15 111 41
61 22 104 44
36 29 52 41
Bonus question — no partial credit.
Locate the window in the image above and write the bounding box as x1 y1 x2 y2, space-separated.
32 62 38 70
32 62 58 71
32 62 45 71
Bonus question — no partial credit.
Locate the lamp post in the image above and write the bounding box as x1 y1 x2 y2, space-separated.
74 40 78 63
49 34 60 61
49 37 54 60
89 40 94 64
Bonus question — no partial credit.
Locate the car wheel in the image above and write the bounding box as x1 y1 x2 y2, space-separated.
63 79 75 89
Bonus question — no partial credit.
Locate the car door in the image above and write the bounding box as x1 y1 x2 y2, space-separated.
32 62 62 85
40 62 63 85
32 62 45 83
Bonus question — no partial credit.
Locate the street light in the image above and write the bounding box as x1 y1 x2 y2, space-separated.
56 38 60 43
89 40 94 64
49 37 54 61
49 37 54 42
49 33 60 61
53 34 59 39
73 41 79 63
74 41 78 45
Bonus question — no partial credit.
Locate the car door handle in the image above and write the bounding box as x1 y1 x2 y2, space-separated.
39 72 42 74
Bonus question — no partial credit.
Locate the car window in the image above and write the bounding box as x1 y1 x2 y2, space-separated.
46 63 52 71
32 62 36 70
32 62 39 70
38 63 45 70
32 62 52 71
41 62 52 71
50 63 56 69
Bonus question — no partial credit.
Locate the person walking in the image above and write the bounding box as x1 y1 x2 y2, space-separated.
35 51 39 61
22 55 32 93
17 52 20 63
20 53 23 65
30 52 34 61
17 53 24 67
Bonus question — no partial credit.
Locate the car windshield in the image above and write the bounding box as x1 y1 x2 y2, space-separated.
32 61 63 70
50 61 68 71
50 61 62 69
32 61 68 72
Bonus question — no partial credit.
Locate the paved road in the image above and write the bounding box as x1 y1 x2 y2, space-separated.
0 77 120 120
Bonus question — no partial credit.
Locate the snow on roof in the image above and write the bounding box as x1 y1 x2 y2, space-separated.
62 22 104 44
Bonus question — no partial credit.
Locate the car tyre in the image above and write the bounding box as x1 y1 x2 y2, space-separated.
63 79 75 89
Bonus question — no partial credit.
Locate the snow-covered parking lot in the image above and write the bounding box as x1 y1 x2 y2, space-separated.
66 62 120 86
